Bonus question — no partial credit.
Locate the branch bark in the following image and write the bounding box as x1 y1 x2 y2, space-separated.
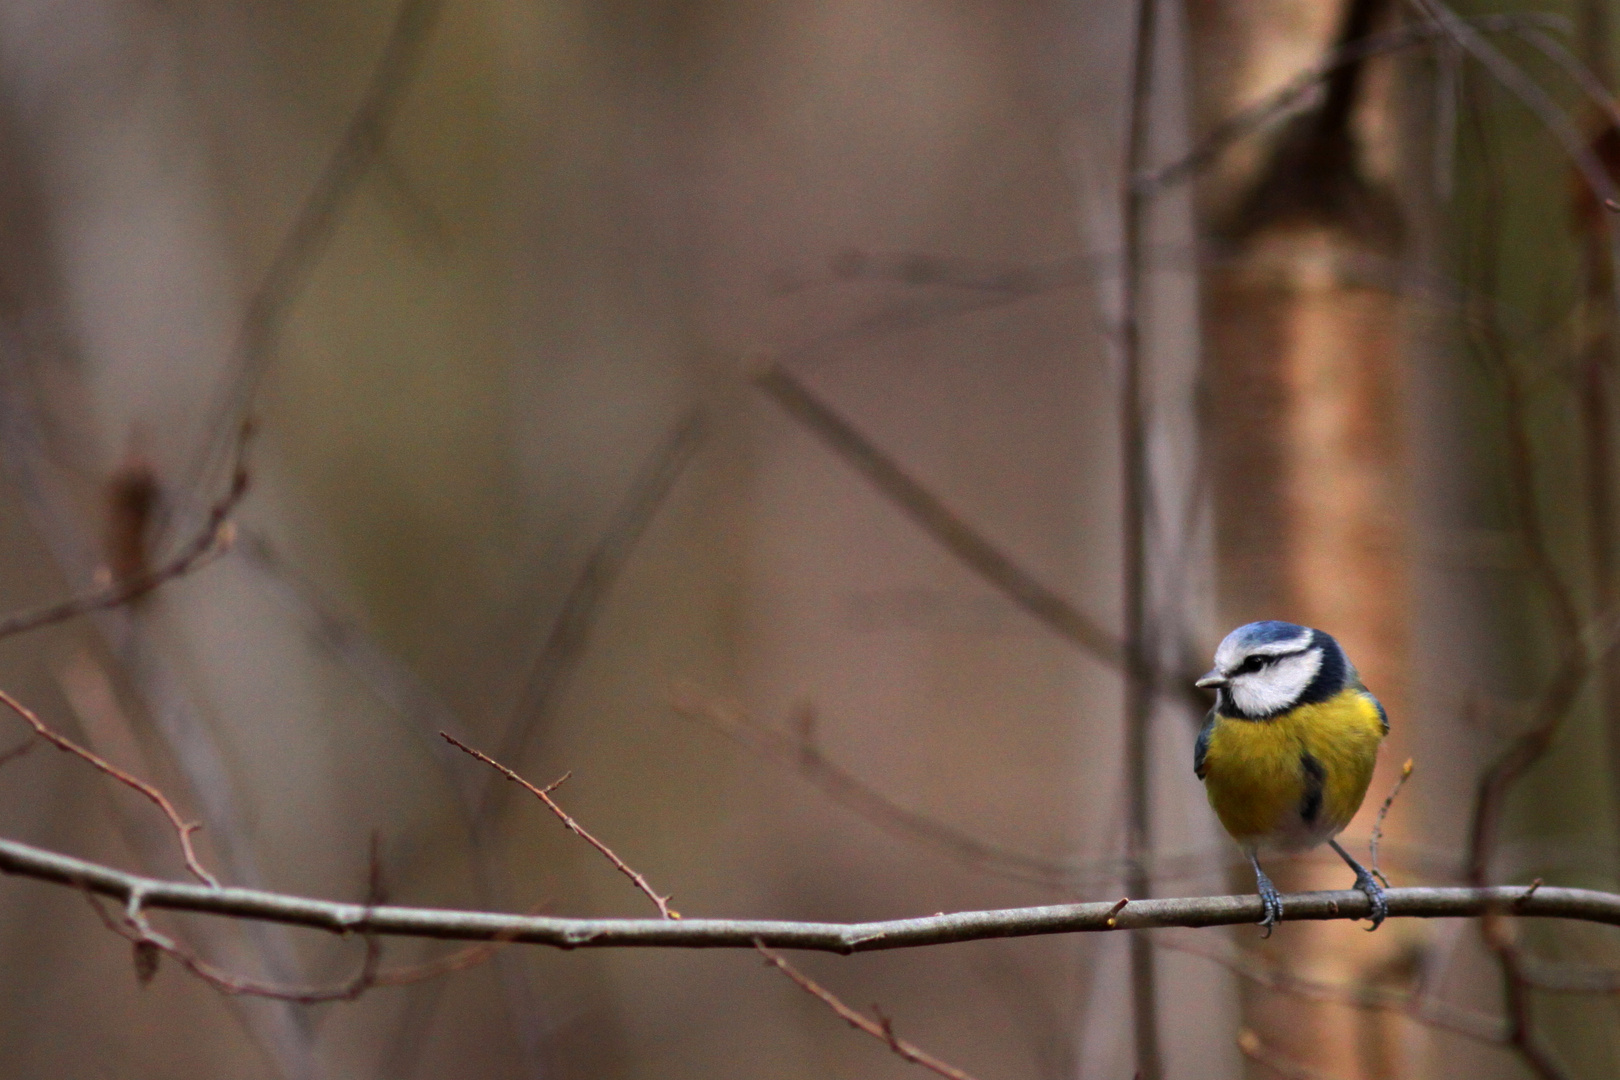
4 835 1618 953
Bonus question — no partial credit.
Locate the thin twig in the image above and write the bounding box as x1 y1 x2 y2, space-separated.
369 901 553 987
1408 0 1620 329
183 0 446 511
755 362 1123 669
1368 758 1413 888
1481 913 1571 1080
237 531 565 1074
442 732 678 920
0 689 217 888
73 830 519 1003
0 739 34 770
83 837 393 1003
1119 0 1163 1074
755 943 983 1080
86 889 385 1002
1449 57 1588 1080
481 406 705 825
0 465 245 643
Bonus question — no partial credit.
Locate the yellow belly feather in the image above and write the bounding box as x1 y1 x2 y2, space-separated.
1201 688 1385 852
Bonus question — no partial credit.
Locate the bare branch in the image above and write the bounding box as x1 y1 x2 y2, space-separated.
75 831 522 1004
755 943 983 1080
0 465 245 643
442 732 678 919
369 900 553 988
1443 42 1610 1073
1368 758 1413 888
482 406 705 821
1118 0 1163 1072
86 889 385 1003
0 690 217 888
185 0 446 506
1481 913 1573 1080
0 739 34 770
755 362 1123 670
5 835 1620 952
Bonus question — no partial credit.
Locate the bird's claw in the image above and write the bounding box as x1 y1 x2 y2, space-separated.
1353 865 1388 931
1256 875 1283 938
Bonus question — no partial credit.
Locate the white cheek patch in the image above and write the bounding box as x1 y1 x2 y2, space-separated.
1230 648 1323 716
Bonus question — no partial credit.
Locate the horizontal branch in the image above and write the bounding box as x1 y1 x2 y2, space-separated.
2 835 1615 953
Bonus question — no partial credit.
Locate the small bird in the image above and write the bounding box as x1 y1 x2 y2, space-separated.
1194 620 1389 934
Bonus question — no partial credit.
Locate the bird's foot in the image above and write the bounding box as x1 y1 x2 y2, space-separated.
1255 871 1283 938
1352 864 1388 931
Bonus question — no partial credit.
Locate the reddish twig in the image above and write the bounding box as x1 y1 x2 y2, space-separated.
86 835 393 1002
79 832 522 1002
372 926 532 986
87 888 384 1001
0 466 245 644
1480 913 1571 1080
0 688 217 888
1455 75 1587 1080
1368 758 1413 888
371 896 556 987
0 739 35 770
754 943 983 1080
441 732 678 919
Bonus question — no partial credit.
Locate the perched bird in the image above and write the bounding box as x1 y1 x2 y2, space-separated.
1194 620 1389 933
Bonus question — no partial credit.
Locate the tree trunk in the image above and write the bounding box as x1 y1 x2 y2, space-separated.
1185 1 1421 1076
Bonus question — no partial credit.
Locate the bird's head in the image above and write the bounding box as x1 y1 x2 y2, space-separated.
1195 620 1348 719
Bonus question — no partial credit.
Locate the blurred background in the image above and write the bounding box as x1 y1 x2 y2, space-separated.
0 0 1615 1077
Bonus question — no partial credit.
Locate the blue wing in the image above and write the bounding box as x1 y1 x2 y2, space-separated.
1368 692 1389 734
1347 669 1390 735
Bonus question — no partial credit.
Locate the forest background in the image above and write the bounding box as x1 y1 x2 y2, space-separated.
0 0 1614 1078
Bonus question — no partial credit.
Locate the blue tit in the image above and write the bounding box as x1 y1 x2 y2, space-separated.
1194 620 1389 934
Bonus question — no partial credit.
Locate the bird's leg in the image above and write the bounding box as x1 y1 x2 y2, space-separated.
1329 838 1388 931
1247 852 1283 937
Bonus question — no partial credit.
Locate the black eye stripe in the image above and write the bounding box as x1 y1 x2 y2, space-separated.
1233 648 1308 674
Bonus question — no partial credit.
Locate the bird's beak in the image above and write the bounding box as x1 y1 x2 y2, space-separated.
1195 668 1228 690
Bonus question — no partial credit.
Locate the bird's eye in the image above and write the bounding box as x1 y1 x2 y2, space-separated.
1235 656 1266 675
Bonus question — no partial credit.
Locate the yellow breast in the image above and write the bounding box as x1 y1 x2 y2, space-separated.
1199 688 1385 852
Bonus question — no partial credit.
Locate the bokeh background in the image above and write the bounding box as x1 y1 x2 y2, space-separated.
0 0 1616 1077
